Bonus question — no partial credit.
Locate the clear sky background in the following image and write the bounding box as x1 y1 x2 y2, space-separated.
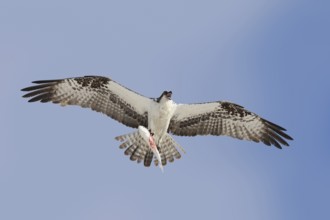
1 0 329 219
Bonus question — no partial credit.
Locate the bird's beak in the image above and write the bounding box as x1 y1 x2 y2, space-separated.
166 91 172 100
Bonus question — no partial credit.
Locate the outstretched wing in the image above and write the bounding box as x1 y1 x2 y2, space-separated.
21 76 151 128
169 101 293 149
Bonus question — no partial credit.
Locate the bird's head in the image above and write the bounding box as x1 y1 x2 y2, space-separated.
157 91 172 102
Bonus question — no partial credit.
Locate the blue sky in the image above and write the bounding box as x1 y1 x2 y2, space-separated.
1 0 329 219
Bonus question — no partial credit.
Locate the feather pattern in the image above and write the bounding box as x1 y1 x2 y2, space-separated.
21 76 151 128
169 102 293 149
22 75 293 170
115 128 185 168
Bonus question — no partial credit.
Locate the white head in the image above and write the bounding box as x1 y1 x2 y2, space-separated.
157 91 172 103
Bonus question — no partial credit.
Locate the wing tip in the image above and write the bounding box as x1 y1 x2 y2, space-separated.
262 118 293 140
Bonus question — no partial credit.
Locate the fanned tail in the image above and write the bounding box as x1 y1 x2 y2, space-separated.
154 134 184 167
115 131 149 164
115 129 186 170
144 150 153 167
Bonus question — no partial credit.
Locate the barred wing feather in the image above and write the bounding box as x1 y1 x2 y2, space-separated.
169 101 293 149
21 76 151 128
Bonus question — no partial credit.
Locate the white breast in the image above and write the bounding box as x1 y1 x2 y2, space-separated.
148 100 177 144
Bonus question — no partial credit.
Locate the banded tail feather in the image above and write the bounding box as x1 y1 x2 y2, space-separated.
115 126 185 171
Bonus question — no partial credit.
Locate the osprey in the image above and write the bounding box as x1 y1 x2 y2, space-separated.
21 75 293 169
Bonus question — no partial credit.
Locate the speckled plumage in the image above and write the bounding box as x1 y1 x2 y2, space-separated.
22 75 293 169
22 76 149 128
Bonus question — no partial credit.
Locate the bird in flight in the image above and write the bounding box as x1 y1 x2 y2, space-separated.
21 75 293 169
